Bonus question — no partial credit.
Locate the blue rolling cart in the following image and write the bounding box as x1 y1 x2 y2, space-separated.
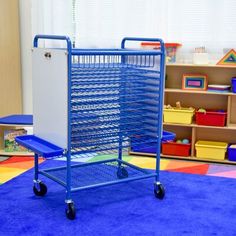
16 35 170 220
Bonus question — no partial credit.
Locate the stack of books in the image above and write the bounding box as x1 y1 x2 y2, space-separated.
4 129 28 152
207 84 231 93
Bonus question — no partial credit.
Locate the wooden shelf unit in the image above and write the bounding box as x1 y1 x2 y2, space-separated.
130 63 236 164
165 88 236 96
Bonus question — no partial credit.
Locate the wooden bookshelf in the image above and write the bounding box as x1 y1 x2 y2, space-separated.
130 63 236 164
166 63 236 69
165 88 236 96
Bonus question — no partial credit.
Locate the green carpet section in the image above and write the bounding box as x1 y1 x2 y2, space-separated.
88 154 133 163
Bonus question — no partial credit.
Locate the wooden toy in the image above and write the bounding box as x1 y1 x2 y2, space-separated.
182 74 208 90
176 101 181 109
166 104 173 109
217 49 236 66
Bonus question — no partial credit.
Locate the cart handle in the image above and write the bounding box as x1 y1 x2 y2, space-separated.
121 37 165 52
33 35 72 52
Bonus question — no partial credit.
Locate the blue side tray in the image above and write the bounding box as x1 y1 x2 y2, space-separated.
15 135 64 158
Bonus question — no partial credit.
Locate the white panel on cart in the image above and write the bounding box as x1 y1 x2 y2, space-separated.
32 48 68 148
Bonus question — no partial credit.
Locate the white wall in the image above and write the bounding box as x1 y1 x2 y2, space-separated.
19 0 33 114
19 0 73 114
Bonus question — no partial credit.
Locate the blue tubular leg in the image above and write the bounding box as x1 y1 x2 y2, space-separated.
65 151 72 203
33 153 42 191
155 41 166 184
118 54 126 164
66 35 73 204
34 153 39 182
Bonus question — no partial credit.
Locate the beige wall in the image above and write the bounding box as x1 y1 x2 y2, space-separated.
19 0 32 114
0 0 22 116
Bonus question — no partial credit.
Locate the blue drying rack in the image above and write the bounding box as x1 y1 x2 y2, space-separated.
15 35 168 220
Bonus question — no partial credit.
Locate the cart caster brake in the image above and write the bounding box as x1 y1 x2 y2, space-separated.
117 166 128 179
33 182 47 196
65 202 76 220
154 183 165 199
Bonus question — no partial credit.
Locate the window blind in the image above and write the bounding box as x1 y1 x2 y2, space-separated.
33 0 236 62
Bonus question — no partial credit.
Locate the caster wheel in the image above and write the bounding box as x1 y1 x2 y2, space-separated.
117 166 128 179
33 182 47 196
154 183 165 199
66 202 76 220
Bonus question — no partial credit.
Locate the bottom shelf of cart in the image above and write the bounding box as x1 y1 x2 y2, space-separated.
38 158 157 191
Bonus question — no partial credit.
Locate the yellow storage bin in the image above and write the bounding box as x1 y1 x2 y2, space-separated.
195 140 228 160
163 107 195 124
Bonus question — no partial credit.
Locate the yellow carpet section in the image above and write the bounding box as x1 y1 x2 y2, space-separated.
0 156 44 184
129 157 170 170
0 167 28 183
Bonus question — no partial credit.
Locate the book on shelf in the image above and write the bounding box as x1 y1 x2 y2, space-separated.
207 84 231 92
4 129 28 152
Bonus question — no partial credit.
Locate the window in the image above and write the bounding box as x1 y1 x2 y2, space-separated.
33 0 236 62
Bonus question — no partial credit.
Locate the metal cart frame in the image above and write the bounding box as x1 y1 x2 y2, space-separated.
16 35 167 220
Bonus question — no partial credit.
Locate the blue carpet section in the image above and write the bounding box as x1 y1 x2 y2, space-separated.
0 160 236 236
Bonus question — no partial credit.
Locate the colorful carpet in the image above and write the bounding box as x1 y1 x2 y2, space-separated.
1 160 236 235
1 155 236 185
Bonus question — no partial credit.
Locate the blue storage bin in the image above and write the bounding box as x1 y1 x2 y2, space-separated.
228 144 236 161
131 131 176 154
162 131 176 141
132 144 157 154
231 77 236 93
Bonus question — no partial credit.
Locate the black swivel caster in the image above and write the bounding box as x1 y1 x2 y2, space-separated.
65 202 76 220
154 183 165 199
33 182 47 196
117 166 128 179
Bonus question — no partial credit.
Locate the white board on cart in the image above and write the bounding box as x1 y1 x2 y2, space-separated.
32 48 68 149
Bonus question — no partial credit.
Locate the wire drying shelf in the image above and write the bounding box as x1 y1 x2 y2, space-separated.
70 65 161 156
40 159 155 190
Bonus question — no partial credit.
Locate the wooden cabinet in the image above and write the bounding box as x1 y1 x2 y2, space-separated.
130 63 236 164
0 0 22 116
